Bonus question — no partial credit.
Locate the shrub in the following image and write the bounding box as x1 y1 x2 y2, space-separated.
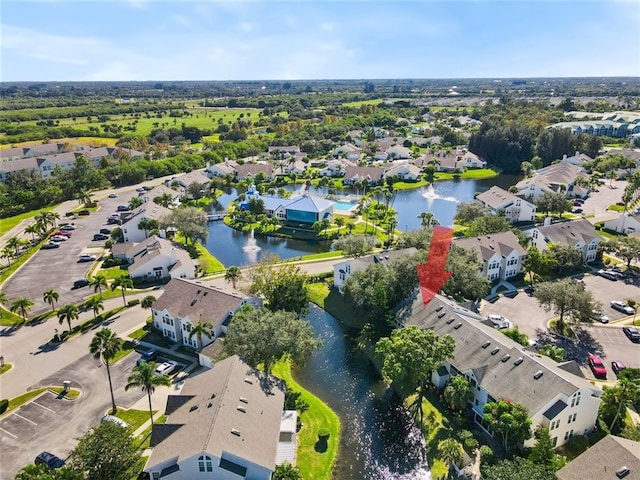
102 256 124 268
317 427 330 439
0 399 8 414
127 299 140 307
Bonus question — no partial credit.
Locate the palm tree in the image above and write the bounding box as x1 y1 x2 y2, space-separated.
141 295 156 310
129 197 143 210
10 297 34 322
138 219 159 238
437 438 463 472
188 321 214 349
6 236 23 257
90 274 108 298
224 266 242 289
1 245 14 266
418 211 439 227
42 289 59 313
111 274 133 306
24 223 40 243
89 328 123 414
154 193 174 208
125 362 171 427
335 217 345 234
57 304 79 333
84 296 104 320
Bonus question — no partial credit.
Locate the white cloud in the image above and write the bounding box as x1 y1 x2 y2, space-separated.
171 14 190 27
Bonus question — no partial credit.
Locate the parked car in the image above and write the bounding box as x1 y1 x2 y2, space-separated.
78 254 97 262
598 269 618 281
137 348 160 366
523 285 535 295
142 185 152 191
117 205 131 212
155 360 178 375
101 414 130 429
78 209 90 216
72 279 90 289
59 223 76 231
572 208 583 214
93 233 109 241
592 310 609 323
108 193 118 198
99 228 112 235
107 217 121 225
486 314 511 329
49 235 68 242
35 452 65 469
41 242 60 249
611 361 627 376
588 354 607 379
611 300 634 315
52 230 71 237
622 326 640 343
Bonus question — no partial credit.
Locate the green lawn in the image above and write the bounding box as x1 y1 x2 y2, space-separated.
0 363 13 375
0 206 56 236
392 178 430 190
96 266 129 281
111 339 138 363
433 168 498 181
136 415 166 450
115 408 156 431
298 251 344 262
272 360 340 480
2 387 81 417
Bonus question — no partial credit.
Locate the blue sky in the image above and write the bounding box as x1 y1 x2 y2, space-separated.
2 0 639 81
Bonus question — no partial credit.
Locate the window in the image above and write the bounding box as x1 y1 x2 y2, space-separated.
198 455 213 473
552 437 557 447
152 473 160 480
564 430 574 441
567 413 577 424
571 392 581 407
550 419 560 430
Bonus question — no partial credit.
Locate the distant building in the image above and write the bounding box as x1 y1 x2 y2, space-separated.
527 219 603 263
120 203 172 243
333 248 418 291
515 163 589 200
242 184 334 225
342 166 386 186
452 231 527 281
604 213 640 234
475 186 537 223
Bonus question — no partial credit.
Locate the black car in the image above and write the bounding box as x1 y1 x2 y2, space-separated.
41 242 60 249
137 348 160 366
35 451 65 469
523 285 535 295
93 233 109 241
99 228 112 235
622 326 640 343
72 279 90 289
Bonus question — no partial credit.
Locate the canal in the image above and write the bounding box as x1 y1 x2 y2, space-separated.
297 305 431 480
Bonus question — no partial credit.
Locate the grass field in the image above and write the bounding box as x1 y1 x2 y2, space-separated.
115 408 156 431
272 360 340 480
0 206 56 236
0 137 118 148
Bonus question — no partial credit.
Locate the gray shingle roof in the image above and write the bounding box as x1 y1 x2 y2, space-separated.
146 355 284 472
453 231 526 263
398 292 600 416
555 435 640 480
536 219 602 248
476 186 521 210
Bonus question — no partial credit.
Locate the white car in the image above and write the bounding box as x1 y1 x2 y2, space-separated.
610 301 634 315
592 310 609 324
49 235 68 242
155 361 178 375
60 224 76 231
108 193 118 198
486 314 511 329
78 254 97 262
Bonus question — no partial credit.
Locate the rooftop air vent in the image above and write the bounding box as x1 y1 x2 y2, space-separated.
231 429 241 436
244 378 253 385
189 405 199 412
616 467 630 478
482 341 491 349
534 370 543 380
437 311 446 319
210 393 216 399
435 306 444 312
446 318 455 324
190 299 197 306
237 406 246 413
514 357 524 366
491 347 500 355
501 354 511 363
454 323 463 329
208 402 213 408
239 397 248 404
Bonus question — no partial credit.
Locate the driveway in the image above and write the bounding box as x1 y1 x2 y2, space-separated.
1 192 138 315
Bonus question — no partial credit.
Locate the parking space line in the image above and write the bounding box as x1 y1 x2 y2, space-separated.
32 402 57 414
12 413 37 425
0 426 17 438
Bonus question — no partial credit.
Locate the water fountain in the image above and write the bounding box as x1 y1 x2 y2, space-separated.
421 184 459 204
242 229 261 263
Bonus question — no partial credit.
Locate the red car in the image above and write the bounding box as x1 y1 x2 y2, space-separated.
51 230 71 237
588 354 607 379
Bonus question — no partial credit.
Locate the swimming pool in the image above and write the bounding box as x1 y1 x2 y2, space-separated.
334 201 357 211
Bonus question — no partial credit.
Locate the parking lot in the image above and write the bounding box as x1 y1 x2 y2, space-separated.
2 191 138 315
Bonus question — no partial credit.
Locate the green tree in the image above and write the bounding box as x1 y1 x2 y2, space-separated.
84 296 104 320
548 243 583 275
467 213 512 236
66 421 140 480
443 375 472 412
603 236 640 269
160 206 208 245
224 265 242 289
125 362 171 427
272 462 302 480
537 344 566 362
418 211 440 227
89 328 123 414
530 425 566 471
188 321 214 349
57 304 79 333
138 218 159 238
153 192 174 207
10 297 34 322
534 279 595 331
90 274 108 298
15 463 82 479
6 236 24 257
454 202 487 225
523 247 549 285
111 274 133 307
375 325 455 425
437 438 464 473
331 235 376 257
335 217 345 233
128 196 143 209
141 295 156 310
599 378 640 433
443 245 490 301
482 457 555 480
483 400 532 452
536 192 572 218
502 326 529 346
248 255 309 314
42 289 59 313
223 307 321 374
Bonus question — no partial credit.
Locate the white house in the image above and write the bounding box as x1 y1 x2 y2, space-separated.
333 143 361 161
528 219 603 263
120 203 172 243
384 162 422 181
603 213 640 234
343 166 386 186
561 151 593 167
273 159 307 176
151 278 262 350
400 292 602 449
452 231 527 281
385 145 412 160
458 151 486 169
111 236 195 281
318 159 348 178
205 160 238 178
144 355 292 480
333 248 418 291
515 163 589 200
235 163 274 181
475 186 537 223
141 184 182 208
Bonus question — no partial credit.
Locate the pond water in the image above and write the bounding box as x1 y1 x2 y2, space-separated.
203 175 521 266
296 305 431 480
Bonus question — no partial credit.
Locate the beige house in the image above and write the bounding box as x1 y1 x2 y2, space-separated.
528 219 603 263
476 186 537 223
452 231 527 281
